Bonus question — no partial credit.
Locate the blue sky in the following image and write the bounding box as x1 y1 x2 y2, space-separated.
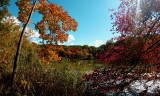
8 0 120 47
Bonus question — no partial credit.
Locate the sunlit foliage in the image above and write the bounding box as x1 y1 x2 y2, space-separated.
16 0 78 63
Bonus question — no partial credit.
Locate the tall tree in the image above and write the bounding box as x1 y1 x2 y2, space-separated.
0 0 10 21
85 0 160 95
12 0 78 84
0 0 10 30
11 0 37 85
99 0 160 67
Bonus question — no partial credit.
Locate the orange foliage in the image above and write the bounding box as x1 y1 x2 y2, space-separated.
16 0 78 64
35 2 78 44
16 0 32 23
39 45 63 64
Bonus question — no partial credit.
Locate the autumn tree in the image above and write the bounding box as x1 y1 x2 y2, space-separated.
98 0 160 68
0 17 20 76
0 0 11 32
58 45 98 59
0 0 10 21
0 16 40 93
84 0 160 95
12 0 78 84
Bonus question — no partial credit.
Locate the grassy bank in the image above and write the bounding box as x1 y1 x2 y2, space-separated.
0 59 95 96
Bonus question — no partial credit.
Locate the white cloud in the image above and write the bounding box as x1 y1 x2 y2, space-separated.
24 27 40 44
68 34 75 42
70 43 75 45
24 27 34 36
29 31 40 44
24 27 40 38
30 38 38 44
2 16 41 44
59 42 65 45
93 40 103 47
30 38 41 44
27 28 40 38
2 16 20 25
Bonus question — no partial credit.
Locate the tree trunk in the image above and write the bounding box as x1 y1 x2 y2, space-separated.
11 0 37 85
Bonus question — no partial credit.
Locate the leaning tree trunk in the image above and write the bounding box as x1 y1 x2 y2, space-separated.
11 0 37 85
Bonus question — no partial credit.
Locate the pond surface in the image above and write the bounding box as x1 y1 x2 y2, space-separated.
64 59 108 74
69 59 107 66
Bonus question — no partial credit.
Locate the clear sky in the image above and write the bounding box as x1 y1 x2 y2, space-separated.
8 0 120 47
